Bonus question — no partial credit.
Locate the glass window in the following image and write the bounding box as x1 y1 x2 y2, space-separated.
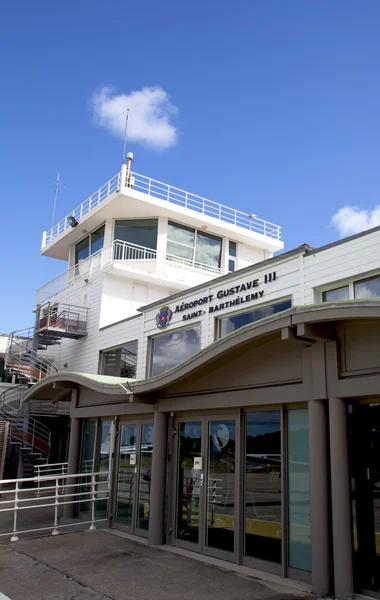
81 420 96 473
91 225 105 255
219 300 292 338
136 423 154 531
100 342 137 378
150 326 201 377
245 411 281 563
228 241 237 273
96 420 114 518
195 231 222 268
354 275 380 299
287 409 311 572
75 236 89 265
322 286 350 302
114 219 158 250
206 420 236 553
167 221 222 269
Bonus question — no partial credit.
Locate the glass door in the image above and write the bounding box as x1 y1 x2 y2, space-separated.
174 419 204 551
172 416 237 560
113 420 154 536
349 403 380 594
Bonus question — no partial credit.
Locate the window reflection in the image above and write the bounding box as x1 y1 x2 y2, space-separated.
150 326 201 377
114 219 158 250
101 342 137 378
287 409 311 572
136 423 154 531
167 221 222 269
354 275 380 299
245 411 281 564
322 286 350 302
219 300 292 338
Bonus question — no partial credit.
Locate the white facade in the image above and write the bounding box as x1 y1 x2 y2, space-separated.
31 162 380 381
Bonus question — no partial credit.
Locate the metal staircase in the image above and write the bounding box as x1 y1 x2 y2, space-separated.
0 386 52 479
5 327 59 383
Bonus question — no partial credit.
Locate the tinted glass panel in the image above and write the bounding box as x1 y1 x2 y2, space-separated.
101 349 119 376
167 241 194 261
288 409 311 572
75 237 89 264
176 421 202 543
91 225 105 254
168 221 195 247
96 420 113 518
81 420 96 473
245 411 281 563
228 259 236 273
150 326 201 377
136 423 154 531
229 241 237 257
354 276 380 299
114 219 158 250
219 300 292 338
195 231 222 268
120 342 137 378
115 424 138 527
206 420 236 553
322 286 350 302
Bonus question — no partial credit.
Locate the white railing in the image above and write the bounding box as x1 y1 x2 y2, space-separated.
113 239 225 278
43 172 120 246
35 240 224 307
130 172 281 239
41 169 281 248
34 249 104 307
35 462 68 496
0 470 111 541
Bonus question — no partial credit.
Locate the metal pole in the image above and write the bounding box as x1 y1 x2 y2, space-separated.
148 412 168 546
52 477 60 535
89 474 96 531
10 482 19 542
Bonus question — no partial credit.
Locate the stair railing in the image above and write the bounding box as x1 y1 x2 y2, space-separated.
6 331 58 382
0 399 52 457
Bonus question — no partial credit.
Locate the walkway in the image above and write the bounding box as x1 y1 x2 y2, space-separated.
0 530 311 600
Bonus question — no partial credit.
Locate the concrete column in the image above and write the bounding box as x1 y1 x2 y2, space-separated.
308 400 330 596
63 417 81 519
329 397 354 600
148 411 168 546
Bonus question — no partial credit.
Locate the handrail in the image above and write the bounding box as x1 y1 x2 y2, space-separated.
0 470 111 541
34 238 225 307
6 335 58 382
41 169 282 248
0 401 52 456
0 385 28 411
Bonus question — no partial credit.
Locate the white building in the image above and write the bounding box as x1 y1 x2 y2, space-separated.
2 156 380 600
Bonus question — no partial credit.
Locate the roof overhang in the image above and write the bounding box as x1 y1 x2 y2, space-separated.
23 301 380 403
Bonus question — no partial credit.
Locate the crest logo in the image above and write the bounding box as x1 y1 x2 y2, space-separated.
156 306 173 329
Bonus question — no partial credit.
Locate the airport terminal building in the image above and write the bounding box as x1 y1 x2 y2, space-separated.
3 159 380 599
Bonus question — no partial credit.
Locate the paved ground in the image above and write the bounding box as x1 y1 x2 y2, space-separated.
0 530 311 600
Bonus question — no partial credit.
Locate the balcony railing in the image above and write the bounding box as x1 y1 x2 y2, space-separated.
34 241 225 307
41 169 282 248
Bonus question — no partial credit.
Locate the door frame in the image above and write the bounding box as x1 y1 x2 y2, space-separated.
110 417 154 539
168 413 239 563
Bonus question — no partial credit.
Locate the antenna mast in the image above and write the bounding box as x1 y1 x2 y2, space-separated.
122 108 130 166
51 173 65 230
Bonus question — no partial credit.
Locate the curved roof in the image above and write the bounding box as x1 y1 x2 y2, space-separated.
23 300 380 402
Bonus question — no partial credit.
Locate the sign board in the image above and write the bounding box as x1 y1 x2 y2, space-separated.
193 457 202 470
130 453 137 465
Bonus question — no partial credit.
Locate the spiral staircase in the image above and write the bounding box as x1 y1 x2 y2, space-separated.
0 327 63 479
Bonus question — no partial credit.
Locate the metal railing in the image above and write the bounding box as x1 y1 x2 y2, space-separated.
130 172 281 239
0 470 111 541
43 172 121 246
34 249 103 307
6 333 58 382
113 239 225 277
34 462 68 496
38 302 88 337
34 239 224 307
0 402 51 456
0 385 28 412
41 169 281 248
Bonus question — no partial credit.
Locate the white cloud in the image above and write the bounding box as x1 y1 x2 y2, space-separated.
91 86 178 150
331 205 380 238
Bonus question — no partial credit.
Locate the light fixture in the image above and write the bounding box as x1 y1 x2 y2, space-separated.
81 229 88 234
67 216 78 228
201 225 208 231
249 214 256 219
84 278 89 284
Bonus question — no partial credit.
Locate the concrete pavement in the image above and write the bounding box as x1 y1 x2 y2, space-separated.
0 530 312 600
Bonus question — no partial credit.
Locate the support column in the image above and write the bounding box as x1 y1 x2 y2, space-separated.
329 397 354 600
148 411 168 546
63 417 81 519
308 400 330 596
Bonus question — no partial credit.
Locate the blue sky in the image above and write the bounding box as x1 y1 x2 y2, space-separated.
1 0 380 331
